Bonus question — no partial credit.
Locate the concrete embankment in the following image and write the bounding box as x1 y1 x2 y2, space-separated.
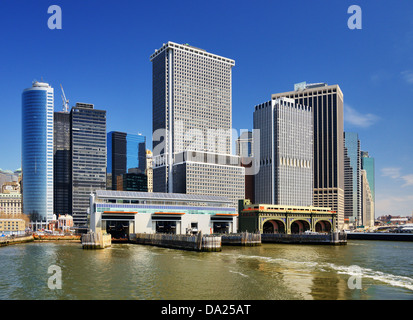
0 235 34 247
130 233 222 252
33 234 81 242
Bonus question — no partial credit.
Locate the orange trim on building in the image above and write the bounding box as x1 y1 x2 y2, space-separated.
153 212 186 215
215 213 238 216
103 211 137 214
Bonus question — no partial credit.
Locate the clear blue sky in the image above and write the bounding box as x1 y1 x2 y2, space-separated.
0 0 412 217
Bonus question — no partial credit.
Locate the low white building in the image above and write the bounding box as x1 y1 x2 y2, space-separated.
90 190 238 239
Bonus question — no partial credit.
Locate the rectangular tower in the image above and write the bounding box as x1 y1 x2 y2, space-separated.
150 42 244 207
53 111 71 216
272 83 344 228
71 103 106 228
344 132 361 225
254 97 313 206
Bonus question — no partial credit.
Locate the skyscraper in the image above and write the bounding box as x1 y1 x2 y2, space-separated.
71 103 106 228
344 132 361 225
272 82 345 228
22 81 54 223
254 97 313 206
361 151 375 202
361 169 374 227
150 42 244 207
53 111 71 216
107 131 146 190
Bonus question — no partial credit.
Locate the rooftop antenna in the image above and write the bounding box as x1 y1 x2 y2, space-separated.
60 84 69 112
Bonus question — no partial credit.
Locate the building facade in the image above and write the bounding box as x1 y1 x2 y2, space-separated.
344 132 361 226
71 103 106 228
272 82 345 228
90 190 238 237
22 81 54 222
254 97 313 207
0 193 22 215
361 169 374 228
53 111 71 216
150 42 245 207
107 131 146 190
361 151 375 202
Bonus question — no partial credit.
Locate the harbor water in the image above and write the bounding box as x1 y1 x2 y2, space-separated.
0 240 412 300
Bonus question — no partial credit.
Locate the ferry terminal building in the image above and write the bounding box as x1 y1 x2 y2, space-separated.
90 190 238 239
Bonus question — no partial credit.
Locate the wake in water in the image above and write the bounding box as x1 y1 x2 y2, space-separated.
220 252 413 292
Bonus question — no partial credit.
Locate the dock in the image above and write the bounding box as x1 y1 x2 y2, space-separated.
81 231 112 249
346 232 413 241
220 232 261 246
130 232 222 252
261 232 347 245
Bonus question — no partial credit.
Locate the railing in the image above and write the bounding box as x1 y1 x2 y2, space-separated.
261 231 347 244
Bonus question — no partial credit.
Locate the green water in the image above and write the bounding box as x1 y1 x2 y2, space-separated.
0 240 412 300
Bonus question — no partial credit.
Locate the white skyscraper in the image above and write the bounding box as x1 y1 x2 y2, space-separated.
150 42 245 207
254 97 313 206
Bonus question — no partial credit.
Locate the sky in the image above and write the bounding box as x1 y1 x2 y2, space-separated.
0 0 412 217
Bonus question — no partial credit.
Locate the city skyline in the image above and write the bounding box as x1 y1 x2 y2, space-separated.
0 1 412 216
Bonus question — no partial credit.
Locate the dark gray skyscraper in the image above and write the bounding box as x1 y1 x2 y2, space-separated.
53 111 71 216
70 103 106 228
272 82 345 228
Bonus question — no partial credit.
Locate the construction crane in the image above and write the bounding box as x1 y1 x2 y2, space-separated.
60 84 69 112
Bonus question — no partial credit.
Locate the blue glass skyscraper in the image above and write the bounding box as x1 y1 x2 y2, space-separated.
22 81 54 223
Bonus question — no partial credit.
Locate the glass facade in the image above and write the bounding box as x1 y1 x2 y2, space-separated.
107 131 146 190
344 132 361 224
22 82 54 222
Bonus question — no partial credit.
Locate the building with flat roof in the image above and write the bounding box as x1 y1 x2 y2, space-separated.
0 218 26 236
150 41 245 207
272 82 345 228
254 97 313 207
71 103 107 228
90 190 238 239
344 132 361 226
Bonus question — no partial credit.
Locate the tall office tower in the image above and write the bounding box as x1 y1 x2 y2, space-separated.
343 132 361 226
53 111 71 216
272 82 345 228
361 169 374 227
71 103 106 228
107 131 146 190
254 97 313 206
361 151 375 202
22 81 54 223
150 42 244 207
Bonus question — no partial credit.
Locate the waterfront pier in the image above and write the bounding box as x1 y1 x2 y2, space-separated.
81 231 111 249
130 232 222 252
220 232 261 246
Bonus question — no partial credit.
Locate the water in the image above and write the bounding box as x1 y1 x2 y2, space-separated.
0 240 412 300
